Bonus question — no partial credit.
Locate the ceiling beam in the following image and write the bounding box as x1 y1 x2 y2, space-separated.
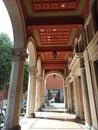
43 65 66 70
42 62 67 70
43 60 68 64
26 16 84 26
44 68 65 71
43 66 66 71
45 69 64 74
37 46 72 52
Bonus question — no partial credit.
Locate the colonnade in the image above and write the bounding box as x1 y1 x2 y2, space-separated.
2 32 98 130
2 49 97 130
26 69 45 116
2 45 98 130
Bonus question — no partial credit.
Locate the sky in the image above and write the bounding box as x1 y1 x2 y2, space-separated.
0 0 14 42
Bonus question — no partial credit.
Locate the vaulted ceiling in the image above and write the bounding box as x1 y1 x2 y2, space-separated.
20 0 90 74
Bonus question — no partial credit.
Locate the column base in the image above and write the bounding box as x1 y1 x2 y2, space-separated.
76 116 80 120
91 126 98 130
75 117 85 125
76 116 84 120
35 108 42 112
2 125 21 130
85 122 91 129
25 113 35 118
66 109 72 113
80 116 84 120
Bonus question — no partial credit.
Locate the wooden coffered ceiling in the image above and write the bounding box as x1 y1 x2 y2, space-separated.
20 0 90 73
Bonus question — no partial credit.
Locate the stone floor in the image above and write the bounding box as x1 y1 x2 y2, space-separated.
20 103 86 130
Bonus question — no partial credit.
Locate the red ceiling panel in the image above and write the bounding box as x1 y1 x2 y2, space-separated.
20 0 90 73
39 28 71 45
27 24 82 48
31 0 79 13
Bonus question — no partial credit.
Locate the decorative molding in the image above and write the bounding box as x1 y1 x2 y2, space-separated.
68 53 83 70
29 67 38 75
11 48 28 61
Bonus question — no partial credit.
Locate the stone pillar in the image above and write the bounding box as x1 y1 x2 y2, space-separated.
73 75 80 118
80 68 92 127
41 78 45 107
64 82 67 109
35 75 42 111
26 67 37 118
2 48 27 130
66 78 72 112
65 87 67 109
40 78 43 108
77 76 84 119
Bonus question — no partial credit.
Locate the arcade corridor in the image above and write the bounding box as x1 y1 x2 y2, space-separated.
20 103 85 130
1 0 98 130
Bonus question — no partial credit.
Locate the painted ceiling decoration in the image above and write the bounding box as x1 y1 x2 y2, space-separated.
22 0 88 17
20 0 90 73
27 24 82 46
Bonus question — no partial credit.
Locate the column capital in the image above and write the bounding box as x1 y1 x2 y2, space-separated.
11 48 28 62
29 67 38 75
36 75 43 82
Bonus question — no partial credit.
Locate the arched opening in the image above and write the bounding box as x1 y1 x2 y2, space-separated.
45 72 65 108
3 0 26 48
0 1 14 110
0 0 13 42
21 37 37 116
23 37 37 117
27 37 37 67
0 1 27 129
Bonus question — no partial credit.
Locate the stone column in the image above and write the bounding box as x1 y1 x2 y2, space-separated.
41 78 45 107
2 48 27 130
80 68 92 127
35 75 42 111
64 83 67 109
26 67 37 118
40 78 43 108
65 87 67 109
66 78 72 112
73 75 80 118
77 76 84 119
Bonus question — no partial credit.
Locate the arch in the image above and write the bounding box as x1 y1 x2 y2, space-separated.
27 37 37 67
3 0 26 48
36 57 42 76
45 71 65 103
45 71 64 81
45 71 65 91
